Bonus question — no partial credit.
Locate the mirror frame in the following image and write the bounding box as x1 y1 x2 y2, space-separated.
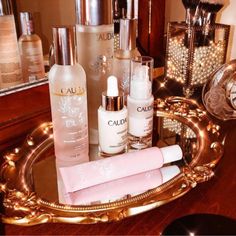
0 97 224 226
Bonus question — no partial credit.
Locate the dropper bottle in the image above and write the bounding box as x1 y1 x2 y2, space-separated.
127 56 154 150
98 76 128 157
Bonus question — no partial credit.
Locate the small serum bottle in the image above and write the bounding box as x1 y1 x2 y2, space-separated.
98 76 128 157
127 56 154 150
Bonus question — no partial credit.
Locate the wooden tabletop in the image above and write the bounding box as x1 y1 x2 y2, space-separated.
1 84 236 234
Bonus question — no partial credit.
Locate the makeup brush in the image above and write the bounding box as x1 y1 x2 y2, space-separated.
200 0 225 45
182 0 200 25
182 0 200 47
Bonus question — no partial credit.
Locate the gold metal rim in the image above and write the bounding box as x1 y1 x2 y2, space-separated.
0 97 224 225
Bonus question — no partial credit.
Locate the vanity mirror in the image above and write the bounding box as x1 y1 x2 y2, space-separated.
0 97 224 226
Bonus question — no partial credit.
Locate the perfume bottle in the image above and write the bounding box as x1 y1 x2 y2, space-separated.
127 56 154 150
98 76 128 157
113 18 140 101
75 0 114 145
0 0 23 89
18 12 45 82
48 26 89 167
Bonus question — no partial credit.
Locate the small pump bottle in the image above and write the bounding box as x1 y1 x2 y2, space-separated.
18 12 45 82
98 76 128 157
0 0 23 89
127 56 154 150
48 26 89 167
75 0 114 145
113 18 140 101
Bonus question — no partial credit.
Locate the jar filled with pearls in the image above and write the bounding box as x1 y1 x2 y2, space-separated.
165 22 230 97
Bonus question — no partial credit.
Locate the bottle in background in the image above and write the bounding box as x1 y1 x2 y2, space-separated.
18 12 45 83
127 56 154 150
75 0 114 145
113 17 140 102
0 0 23 89
48 26 89 167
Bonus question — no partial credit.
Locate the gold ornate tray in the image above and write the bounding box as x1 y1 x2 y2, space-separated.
0 97 225 226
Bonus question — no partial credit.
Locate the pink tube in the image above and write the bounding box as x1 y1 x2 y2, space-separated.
62 165 180 205
60 145 182 193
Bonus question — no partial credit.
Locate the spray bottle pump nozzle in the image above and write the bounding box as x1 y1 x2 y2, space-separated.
130 65 152 100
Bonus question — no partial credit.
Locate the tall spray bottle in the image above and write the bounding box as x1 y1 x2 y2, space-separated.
18 12 45 82
0 0 23 89
113 17 140 102
127 56 154 150
48 26 89 167
75 0 114 144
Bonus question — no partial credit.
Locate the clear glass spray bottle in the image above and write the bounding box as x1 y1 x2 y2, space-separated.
18 12 45 82
48 26 89 167
75 0 114 145
113 17 140 101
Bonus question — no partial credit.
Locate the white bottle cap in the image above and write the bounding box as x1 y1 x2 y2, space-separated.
160 145 183 164
130 65 152 100
102 76 124 111
107 76 119 96
160 165 181 183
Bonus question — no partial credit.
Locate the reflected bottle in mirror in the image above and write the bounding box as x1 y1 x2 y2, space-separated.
18 12 45 83
0 0 23 89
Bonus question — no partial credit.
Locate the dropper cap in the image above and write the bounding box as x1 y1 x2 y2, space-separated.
0 0 12 16
75 0 113 26
119 18 137 51
52 26 76 66
102 76 124 111
20 12 34 35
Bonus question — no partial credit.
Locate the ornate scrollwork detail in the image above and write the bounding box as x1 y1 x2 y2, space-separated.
183 165 215 188
207 121 221 136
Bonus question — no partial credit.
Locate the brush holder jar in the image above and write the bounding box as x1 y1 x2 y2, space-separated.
165 22 230 97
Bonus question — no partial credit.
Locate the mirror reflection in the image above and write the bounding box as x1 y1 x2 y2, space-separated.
32 116 197 206
0 0 48 93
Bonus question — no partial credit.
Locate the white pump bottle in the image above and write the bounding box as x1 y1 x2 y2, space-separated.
127 57 154 149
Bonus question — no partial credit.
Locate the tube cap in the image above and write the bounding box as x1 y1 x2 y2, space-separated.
119 18 137 51
160 165 181 183
52 26 76 66
20 12 34 35
160 145 183 164
0 0 12 16
75 0 113 26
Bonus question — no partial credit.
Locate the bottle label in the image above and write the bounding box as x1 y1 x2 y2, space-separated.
19 40 45 81
98 108 128 155
50 86 89 165
128 97 154 137
0 15 23 87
